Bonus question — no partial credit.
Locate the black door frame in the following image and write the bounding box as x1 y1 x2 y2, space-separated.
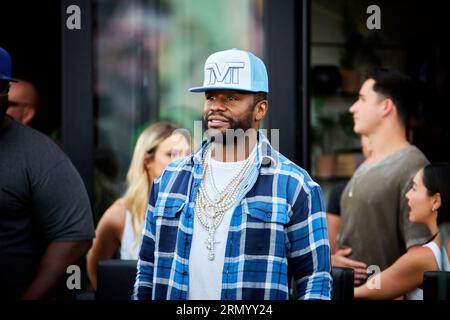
264 0 310 169
61 0 94 200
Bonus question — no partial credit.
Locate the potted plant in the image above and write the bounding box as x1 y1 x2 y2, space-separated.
340 14 362 94
312 113 338 179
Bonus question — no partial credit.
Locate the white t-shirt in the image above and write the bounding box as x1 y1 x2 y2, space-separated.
188 157 247 300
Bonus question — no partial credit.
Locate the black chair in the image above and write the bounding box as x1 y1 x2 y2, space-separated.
331 267 354 300
96 259 138 300
423 271 450 300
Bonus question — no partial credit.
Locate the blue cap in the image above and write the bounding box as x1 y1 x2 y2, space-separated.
0 47 18 82
189 48 269 93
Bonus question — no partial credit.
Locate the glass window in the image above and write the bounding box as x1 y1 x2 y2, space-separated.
93 0 265 221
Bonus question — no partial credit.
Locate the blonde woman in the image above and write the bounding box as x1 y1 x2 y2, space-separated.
87 122 190 290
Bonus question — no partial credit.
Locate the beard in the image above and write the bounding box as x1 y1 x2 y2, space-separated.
202 112 254 144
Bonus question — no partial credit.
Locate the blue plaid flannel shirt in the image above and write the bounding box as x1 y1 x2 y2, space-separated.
132 132 332 300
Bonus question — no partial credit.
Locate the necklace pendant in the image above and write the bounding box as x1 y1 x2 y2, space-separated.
208 252 215 261
205 228 219 261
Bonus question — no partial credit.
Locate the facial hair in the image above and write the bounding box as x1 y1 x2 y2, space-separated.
202 110 254 144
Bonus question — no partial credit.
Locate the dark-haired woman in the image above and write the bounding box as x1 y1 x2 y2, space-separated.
355 163 450 299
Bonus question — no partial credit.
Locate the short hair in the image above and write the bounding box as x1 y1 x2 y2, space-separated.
253 92 267 106
422 163 450 225
367 69 418 128
12 79 40 109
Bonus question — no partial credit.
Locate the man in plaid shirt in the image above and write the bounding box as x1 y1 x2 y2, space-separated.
133 49 331 300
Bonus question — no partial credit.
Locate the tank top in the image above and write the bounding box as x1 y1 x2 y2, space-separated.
120 210 139 260
405 241 450 300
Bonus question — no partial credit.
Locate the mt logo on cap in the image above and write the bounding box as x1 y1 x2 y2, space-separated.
189 48 269 93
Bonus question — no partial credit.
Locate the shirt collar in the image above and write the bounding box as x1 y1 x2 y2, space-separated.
191 130 278 168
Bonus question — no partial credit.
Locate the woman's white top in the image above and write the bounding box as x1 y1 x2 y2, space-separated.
405 241 450 300
120 210 139 260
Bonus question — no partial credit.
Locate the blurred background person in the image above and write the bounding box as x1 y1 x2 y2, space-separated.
1 47 94 300
332 70 431 286
6 78 39 125
87 122 190 290
327 135 372 254
355 163 450 300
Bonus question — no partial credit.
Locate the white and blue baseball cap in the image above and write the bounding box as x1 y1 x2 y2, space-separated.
189 48 269 93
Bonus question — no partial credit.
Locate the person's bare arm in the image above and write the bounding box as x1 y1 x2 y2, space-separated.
354 246 437 300
87 201 125 290
326 213 340 254
332 248 368 285
22 240 92 300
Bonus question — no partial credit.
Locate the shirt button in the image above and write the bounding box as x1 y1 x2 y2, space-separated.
266 212 272 218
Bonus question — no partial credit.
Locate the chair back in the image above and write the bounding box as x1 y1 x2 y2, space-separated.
96 259 138 300
331 267 354 300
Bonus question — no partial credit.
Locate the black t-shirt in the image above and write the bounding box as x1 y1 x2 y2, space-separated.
0 118 95 299
326 180 348 216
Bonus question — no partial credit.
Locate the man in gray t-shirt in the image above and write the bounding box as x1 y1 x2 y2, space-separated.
340 145 429 271
1 48 94 299
331 69 430 285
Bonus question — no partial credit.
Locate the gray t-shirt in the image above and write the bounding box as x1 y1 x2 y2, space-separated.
0 118 95 299
339 144 431 271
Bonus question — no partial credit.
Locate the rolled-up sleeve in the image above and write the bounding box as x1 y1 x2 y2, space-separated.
286 181 332 300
